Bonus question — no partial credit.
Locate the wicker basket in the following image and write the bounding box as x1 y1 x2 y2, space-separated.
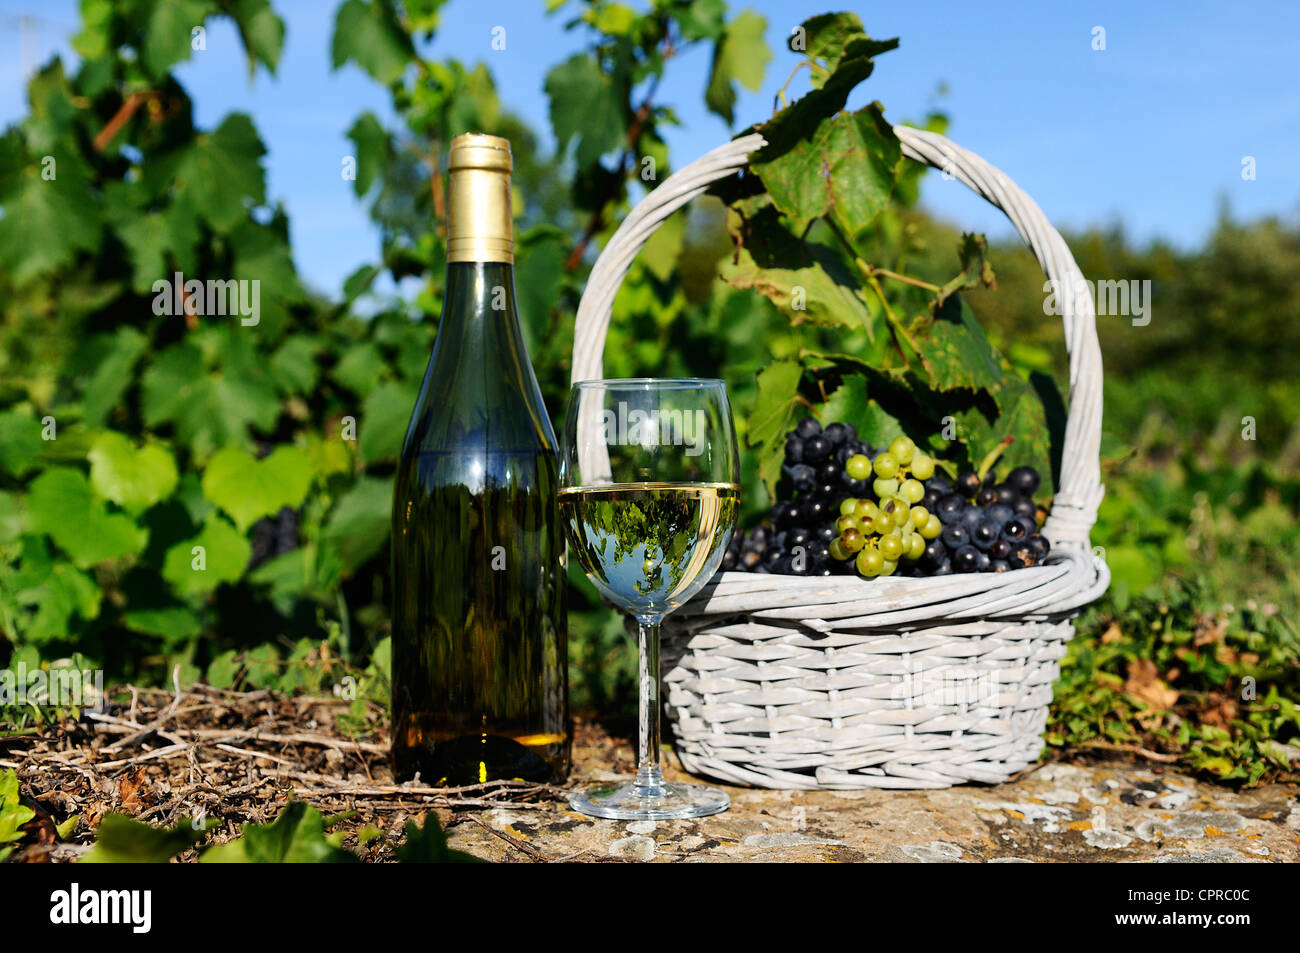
570 128 1110 789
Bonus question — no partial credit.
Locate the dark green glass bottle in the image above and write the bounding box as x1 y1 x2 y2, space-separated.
390 134 569 784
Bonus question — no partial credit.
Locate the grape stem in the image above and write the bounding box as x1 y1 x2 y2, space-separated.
976 435 1015 483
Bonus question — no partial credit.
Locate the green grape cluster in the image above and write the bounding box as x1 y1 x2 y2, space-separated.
828 436 943 578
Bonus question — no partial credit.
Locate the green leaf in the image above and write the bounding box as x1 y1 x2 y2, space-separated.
346 111 388 197
395 814 482 863
122 605 202 642
359 380 417 464
3 536 101 643
545 54 625 168
321 476 393 572
81 814 205 863
175 114 267 234
161 515 251 597
207 649 241 689
82 328 148 426
88 432 179 514
331 0 414 86
817 375 905 449
0 491 22 544
26 468 147 568
201 445 314 531
755 104 901 242
719 200 875 331
748 359 803 495
705 9 771 125
0 172 102 285
332 341 387 396
0 410 44 477
143 0 214 78
201 801 358 863
229 0 286 74
269 336 322 395
0 769 36 850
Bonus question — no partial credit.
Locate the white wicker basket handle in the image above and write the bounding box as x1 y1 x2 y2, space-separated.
571 127 1104 549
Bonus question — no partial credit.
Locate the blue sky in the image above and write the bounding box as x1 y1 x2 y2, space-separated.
2 0 1297 298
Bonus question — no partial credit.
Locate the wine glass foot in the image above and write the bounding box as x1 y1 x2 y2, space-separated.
569 780 730 821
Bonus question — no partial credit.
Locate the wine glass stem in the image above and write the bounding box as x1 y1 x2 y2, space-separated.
635 615 666 795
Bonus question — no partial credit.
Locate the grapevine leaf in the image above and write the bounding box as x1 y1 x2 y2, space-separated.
201 445 314 531
817 375 905 449
81 814 205 864
321 476 393 572
937 232 997 303
748 359 804 495
0 172 102 286
346 110 388 197
88 431 180 514
174 114 268 234
161 514 251 597
359 380 418 465
26 468 147 568
545 54 625 168
754 104 901 242
269 336 322 396
396 814 482 863
704 9 772 125
229 0 286 75
143 0 214 78
331 0 414 86
4 536 101 644
201 801 358 863
0 410 44 477
719 200 875 332
122 605 203 642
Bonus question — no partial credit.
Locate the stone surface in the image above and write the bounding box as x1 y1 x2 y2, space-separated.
440 735 1300 863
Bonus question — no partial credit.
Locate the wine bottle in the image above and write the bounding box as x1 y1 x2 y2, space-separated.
391 133 569 784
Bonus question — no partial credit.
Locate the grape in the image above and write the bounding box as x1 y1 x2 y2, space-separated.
840 528 866 553
906 532 926 560
795 416 821 439
909 504 930 526
910 453 935 481
787 463 816 493
922 540 946 565
879 534 904 561
763 546 783 566
953 545 980 573
991 559 1011 573
845 453 872 480
788 527 811 547
856 547 885 577
993 483 1018 506
931 557 954 576
972 518 1001 551
823 422 849 446
872 477 900 499
817 461 841 484
986 503 1014 526
843 476 871 496
1007 465 1041 496
976 486 998 507
920 514 943 539
1002 515 1034 541
873 452 899 479
828 538 848 561
1013 497 1037 519
974 550 991 572
941 523 970 549
935 493 966 523
900 478 926 504
835 515 859 534
989 538 1012 561
880 558 898 576
888 436 916 466
927 476 953 497
839 498 859 516
784 435 804 463
803 434 833 462
815 524 836 542
956 471 981 497
771 501 793 528
1027 533 1050 557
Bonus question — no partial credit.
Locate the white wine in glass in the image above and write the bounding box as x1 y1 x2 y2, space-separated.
559 379 739 820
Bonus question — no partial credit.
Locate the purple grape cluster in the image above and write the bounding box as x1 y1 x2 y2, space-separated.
906 465 1051 575
720 416 876 576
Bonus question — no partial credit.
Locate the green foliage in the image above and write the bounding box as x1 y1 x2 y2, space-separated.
395 813 482 863
201 801 357 863
80 813 208 863
713 14 1058 497
0 769 36 862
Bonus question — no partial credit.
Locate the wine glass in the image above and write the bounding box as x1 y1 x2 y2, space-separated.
559 378 740 820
